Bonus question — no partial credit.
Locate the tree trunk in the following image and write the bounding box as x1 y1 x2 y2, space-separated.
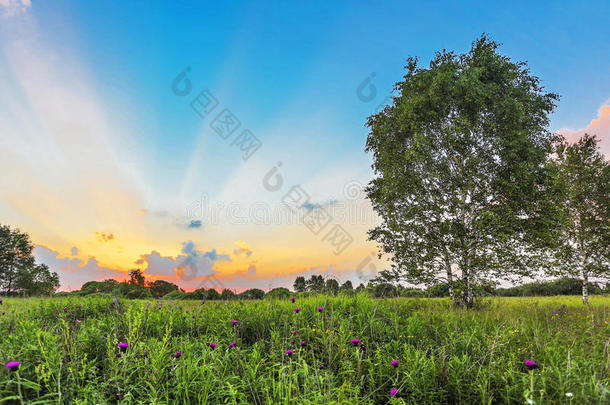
581 269 589 304
581 248 589 304
463 270 474 308
444 251 458 305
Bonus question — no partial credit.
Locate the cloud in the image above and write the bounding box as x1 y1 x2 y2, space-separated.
134 241 230 281
0 0 31 17
559 101 610 159
187 220 202 229
233 240 253 257
95 232 115 243
34 245 125 291
71 246 78 256
301 200 339 212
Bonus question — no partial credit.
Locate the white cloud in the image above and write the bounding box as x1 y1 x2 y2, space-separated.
0 0 31 17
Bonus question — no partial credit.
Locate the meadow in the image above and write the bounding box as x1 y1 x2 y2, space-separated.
0 295 609 404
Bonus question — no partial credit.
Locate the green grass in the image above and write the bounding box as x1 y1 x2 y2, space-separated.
0 295 609 404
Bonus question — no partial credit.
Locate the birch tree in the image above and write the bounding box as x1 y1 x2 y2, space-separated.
365 35 559 307
550 134 610 303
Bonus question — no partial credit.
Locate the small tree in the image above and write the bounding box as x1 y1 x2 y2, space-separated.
339 280 354 294
149 280 179 297
306 275 325 292
220 288 236 300
293 276 306 292
325 279 339 295
205 288 221 300
128 269 146 287
550 134 610 303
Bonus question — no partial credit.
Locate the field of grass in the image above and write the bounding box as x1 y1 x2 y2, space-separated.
0 295 609 404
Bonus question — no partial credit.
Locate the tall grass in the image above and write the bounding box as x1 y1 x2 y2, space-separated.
0 295 608 404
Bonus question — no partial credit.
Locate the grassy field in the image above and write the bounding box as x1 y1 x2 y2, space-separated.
0 295 609 404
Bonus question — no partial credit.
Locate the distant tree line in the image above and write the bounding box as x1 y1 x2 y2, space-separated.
54 269 269 301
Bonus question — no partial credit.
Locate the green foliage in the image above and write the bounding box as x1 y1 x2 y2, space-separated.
265 287 291 300
148 280 179 297
306 275 325 292
365 35 559 307
293 276 306 292
240 288 265 300
0 295 608 403
549 134 610 302
0 224 60 296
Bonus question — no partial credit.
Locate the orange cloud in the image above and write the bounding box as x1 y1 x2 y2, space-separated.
233 240 253 257
95 232 115 243
559 101 610 158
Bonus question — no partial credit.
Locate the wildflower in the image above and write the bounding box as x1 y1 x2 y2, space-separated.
290 297 296 303
4 361 19 371
293 330 298 334
391 360 399 367
301 340 306 346
0 299 3 305
317 307 324 312
524 359 538 370
390 388 398 397
175 351 182 359
186 310 189 313
350 339 360 346
208 342 217 350
294 308 300 313
118 342 129 353
231 320 238 325
229 341 237 348
320 364 325 369
191 315 195 319
565 392 573 398
285 350 294 357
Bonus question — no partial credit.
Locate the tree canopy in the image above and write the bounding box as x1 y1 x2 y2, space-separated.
549 134 610 302
0 224 60 295
365 35 559 307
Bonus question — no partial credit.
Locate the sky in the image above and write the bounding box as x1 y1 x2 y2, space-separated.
1 0 609 291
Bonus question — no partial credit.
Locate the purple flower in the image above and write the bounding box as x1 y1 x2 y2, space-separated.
191 315 195 318
4 361 19 371
231 320 238 325
293 330 298 334
0 299 3 305
229 341 237 348
294 308 300 313
208 342 217 350
301 340 306 346
285 350 294 357
175 351 182 359
390 388 398 397
118 342 129 353
317 307 324 312
391 360 399 367
524 359 539 370
350 339 360 346
185 310 189 313
290 297 296 303
320 364 326 369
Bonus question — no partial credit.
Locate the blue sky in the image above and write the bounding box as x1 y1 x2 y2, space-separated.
1 0 608 290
